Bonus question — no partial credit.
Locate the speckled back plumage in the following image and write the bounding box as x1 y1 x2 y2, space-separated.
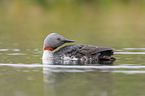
54 44 114 60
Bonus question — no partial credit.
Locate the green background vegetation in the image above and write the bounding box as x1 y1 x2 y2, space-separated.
1 0 145 49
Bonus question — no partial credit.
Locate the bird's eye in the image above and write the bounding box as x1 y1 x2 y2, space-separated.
57 38 61 40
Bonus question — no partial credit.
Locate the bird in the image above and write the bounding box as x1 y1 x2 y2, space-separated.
42 33 115 64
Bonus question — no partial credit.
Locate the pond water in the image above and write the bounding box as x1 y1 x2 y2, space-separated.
1 28 145 96
1 46 145 96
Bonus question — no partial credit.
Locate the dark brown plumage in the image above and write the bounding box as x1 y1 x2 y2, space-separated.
54 45 115 60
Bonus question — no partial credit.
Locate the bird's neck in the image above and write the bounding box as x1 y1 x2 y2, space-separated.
42 50 54 64
42 49 54 59
43 46 55 58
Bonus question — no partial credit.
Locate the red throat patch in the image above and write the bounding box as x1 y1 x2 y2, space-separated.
44 47 54 51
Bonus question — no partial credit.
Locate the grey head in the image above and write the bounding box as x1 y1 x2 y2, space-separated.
43 33 75 50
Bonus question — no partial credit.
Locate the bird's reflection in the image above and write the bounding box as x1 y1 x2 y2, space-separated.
43 58 55 83
42 58 115 96
42 57 115 65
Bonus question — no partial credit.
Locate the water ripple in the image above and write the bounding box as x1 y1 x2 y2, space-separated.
115 52 145 54
112 70 145 74
0 64 145 69
0 49 9 51
7 53 26 55
123 48 145 50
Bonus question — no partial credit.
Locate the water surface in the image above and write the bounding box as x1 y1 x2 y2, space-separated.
1 47 145 96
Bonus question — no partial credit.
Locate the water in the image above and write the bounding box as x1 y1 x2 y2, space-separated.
1 30 145 96
1 47 145 96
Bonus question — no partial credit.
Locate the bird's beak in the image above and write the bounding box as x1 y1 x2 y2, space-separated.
64 39 75 43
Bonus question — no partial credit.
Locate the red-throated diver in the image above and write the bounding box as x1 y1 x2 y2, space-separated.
42 33 115 63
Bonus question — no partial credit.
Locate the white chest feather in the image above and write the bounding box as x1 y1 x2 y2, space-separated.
42 50 54 64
